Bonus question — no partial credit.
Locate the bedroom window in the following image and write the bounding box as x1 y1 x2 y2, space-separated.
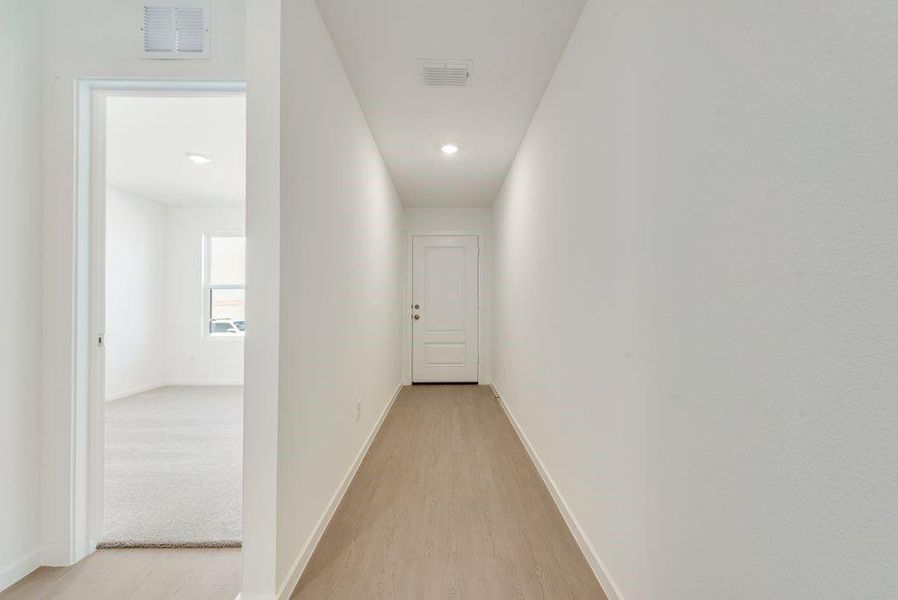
205 233 246 336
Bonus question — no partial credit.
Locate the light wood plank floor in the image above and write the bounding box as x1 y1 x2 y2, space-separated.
293 384 606 600
0 549 240 600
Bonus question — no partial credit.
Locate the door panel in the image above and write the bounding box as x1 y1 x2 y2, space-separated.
412 235 478 382
424 246 466 333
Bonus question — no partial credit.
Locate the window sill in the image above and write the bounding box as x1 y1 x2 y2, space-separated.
205 333 246 341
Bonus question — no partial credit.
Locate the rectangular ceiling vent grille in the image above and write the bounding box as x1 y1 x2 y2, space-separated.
140 0 209 59
419 60 472 86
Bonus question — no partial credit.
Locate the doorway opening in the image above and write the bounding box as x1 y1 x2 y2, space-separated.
86 86 246 550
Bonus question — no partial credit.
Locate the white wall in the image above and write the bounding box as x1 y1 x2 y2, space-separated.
105 187 166 399
493 1 898 599
402 207 493 384
164 206 245 385
275 0 403 593
242 0 282 595
41 0 246 564
105 198 245 397
0 0 44 591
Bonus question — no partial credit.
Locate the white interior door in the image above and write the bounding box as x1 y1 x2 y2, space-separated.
412 235 479 383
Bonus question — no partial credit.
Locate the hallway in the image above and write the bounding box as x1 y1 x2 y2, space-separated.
3 0 897 597
294 385 605 600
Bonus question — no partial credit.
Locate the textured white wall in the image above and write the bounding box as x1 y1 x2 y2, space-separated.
104 187 167 399
275 0 403 591
0 0 43 591
494 1 898 598
163 206 245 385
402 207 493 384
40 0 246 564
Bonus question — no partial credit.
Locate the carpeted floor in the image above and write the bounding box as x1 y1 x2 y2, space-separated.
100 385 243 548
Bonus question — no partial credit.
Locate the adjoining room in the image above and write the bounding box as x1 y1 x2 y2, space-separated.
100 93 246 549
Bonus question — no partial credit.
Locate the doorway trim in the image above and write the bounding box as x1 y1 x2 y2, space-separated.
73 79 246 560
403 231 484 385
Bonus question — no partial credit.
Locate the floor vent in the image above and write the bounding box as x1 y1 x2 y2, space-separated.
140 0 209 59
419 59 473 86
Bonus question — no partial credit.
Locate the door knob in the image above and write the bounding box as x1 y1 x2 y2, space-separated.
414 314 420 320
414 304 420 309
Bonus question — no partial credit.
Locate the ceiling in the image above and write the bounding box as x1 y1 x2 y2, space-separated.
315 0 587 207
106 95 246 206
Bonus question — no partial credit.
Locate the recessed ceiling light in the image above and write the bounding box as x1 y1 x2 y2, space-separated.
186 152 212 164
441 144 459 155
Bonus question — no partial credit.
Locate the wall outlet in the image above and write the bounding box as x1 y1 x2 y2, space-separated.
355 398 362 422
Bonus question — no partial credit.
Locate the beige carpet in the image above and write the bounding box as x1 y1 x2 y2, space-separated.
99 385 243 548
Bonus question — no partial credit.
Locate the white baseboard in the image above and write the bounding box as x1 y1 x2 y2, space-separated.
105 381 244 402
104 381 166 402
490 384 624 600
0 548 41 594
163 380 244 387
276 382 404 600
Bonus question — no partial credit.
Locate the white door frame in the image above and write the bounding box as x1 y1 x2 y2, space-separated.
74 79 246 558
403 231 484 385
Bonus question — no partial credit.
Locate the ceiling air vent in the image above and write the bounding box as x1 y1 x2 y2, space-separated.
419 59 472 87
140 0 209 59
